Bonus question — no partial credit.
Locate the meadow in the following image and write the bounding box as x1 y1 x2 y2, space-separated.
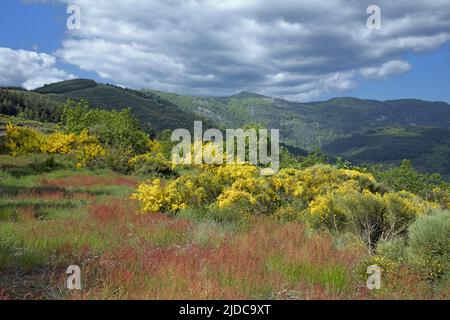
0 101 448 300
0 154 447 300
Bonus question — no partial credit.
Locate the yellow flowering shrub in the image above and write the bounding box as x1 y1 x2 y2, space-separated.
132 159 442 252
41 132 77 154
148 140 162 153
74 129 106 168
131 179 178 213
214 163 258 184
5 124 105 169
307 180 360 230
274 205 302 222
132 170 223 213
5 123 43 156
217 177 278 214
270 165 376 202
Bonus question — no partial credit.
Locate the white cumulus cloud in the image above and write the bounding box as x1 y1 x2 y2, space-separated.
361 60 412 79
0 47 75 90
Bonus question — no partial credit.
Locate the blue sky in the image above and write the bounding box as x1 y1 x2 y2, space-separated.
0 0 96 79
343 45 450 103
0 0 449 102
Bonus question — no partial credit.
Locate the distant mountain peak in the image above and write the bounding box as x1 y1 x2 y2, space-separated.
230 91 267 99
33 79 98 94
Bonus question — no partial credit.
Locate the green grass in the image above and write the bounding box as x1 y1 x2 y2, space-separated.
266 255 351 295
0 153 446 300
178 206 243 225
136 222 189 247
0 153 137 273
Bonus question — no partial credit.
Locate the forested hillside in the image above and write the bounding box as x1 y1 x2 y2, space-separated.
0 79 210 134
147 90 450 147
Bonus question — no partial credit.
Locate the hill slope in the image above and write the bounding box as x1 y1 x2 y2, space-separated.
1 79 209 133
36 79 209 132
323 126 450 178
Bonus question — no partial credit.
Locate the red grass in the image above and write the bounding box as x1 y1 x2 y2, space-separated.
5 188 441 300
65 216 369 299
17 207 36 220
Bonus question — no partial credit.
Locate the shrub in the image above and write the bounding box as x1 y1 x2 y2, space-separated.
407 209 450 280
307 190 348 231
5 123 105 169
217 177 278 215
61 100 149 154
377 159 450 205
356 255 397 282
132 178 173 213
336 190 386 251
271 165 377 203
308 187 432 251
274 200 307 222
104 147 135 173
128 152 174 176
306 180 373 231
382 191 432 240
214 163 258 184
131 165 255 214
74 129 106 168
41 132 77 154
132 171 222 213
132 160 443 255
5 123 43 156
376 239 407 262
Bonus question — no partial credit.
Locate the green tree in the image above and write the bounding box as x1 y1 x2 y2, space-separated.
378 160 450 203
61 99 149 154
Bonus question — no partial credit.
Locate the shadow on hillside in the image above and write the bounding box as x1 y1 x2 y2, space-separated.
0 183 123 198
0 184 66 197
0 158 63 178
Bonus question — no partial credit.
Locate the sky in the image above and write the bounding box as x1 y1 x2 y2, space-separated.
0 0 449 102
